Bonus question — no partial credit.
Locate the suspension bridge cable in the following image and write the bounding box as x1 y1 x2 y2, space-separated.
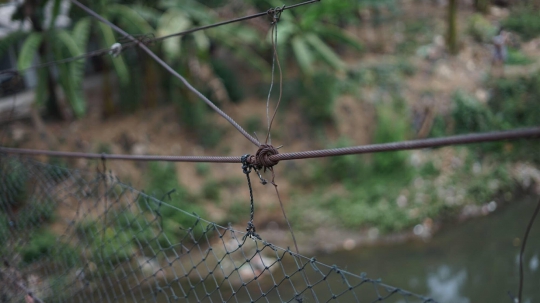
270 127 540 162
2 127 539 163
0 148 240 162
70 0 263 147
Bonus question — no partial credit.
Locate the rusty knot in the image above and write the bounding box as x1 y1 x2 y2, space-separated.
251 144 279 170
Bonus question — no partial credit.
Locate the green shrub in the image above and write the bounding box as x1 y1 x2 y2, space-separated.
244 115 263 135
0 213 9 246
312 138 366 183
21 231 57 263
201 179 220 201
195 163 210 177
175 92 225 148
1 159 28 208
372 103 410 174
299 73 338 125
92 228 134 266
156 203 208 247
145 162 208 245
211 58 244 103
199 127 226 148
503 7 540 41
45 158 69 181
506 48 534 65
116 212 155 244
452 90 495 133
96 142 112 154
224 201 245 224
467 14 497 43
488 75 540 129
16 199 55 229
146 162 184 198
76 219 98 238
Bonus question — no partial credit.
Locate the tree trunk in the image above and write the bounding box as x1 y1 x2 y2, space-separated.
447 0 459 55
102 63 115 118
24 0 71 120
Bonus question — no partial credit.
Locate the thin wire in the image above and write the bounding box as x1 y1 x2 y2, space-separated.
265 21 284 145
265 24 276 145
518 197 540 303
0 0 320 76
1 127 540 163
270 171 319 303
151 0 320 43
70 0 260 147
0 48 112 75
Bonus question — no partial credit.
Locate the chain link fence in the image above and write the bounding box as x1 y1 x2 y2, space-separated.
0 154 436 303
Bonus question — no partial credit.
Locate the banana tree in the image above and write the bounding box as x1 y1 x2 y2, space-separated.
157 0 267 71
71 0 155 115
269 0 363 75
4 0 91 118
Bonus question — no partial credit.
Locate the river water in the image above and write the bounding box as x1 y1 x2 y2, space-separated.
313 195 540 303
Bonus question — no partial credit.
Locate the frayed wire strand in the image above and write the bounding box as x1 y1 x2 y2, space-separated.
269 169 319 303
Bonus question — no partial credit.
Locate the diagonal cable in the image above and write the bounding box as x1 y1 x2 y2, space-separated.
70 0 260 147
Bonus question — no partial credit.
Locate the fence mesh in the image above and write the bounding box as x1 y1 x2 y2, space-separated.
0 154 436 303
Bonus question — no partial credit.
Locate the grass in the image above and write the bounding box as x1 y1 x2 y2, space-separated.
20 231 57 263
506 48 534 66
503 6 540 41
145 162 208 246
201 179 221 201
290 146 518 233
289 75 540 234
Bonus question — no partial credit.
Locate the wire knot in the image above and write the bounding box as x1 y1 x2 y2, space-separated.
267 5 285 25
252 144 279 170
243 220 262 241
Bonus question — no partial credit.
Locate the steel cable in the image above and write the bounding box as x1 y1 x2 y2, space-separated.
2 127 539 163
269 127 540 162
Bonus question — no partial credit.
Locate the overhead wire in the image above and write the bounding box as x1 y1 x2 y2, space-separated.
2 127 539 163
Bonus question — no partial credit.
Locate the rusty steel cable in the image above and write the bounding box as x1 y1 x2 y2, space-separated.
0 0 320 76
270 127 540 162
2 127 539 164
0 147 241 163
70 0 261 147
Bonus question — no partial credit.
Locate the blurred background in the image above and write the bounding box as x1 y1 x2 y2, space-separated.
1 0 540 302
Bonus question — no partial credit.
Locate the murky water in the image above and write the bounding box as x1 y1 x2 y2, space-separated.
314 195 540 303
